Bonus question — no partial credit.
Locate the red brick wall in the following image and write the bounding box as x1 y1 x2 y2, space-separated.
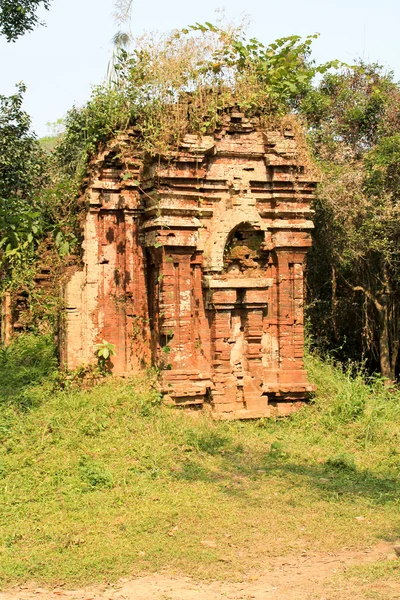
62 113 316 418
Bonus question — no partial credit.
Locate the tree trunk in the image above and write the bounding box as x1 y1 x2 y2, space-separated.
345 276 397 383
377 301 395 384
332 266 338 341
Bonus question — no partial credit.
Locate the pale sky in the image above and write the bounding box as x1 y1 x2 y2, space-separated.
1 0 398 137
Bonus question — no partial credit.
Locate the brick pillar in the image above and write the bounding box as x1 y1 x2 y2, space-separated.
275 249 310 390
124 211 151 373
159 250 194 369
97 210 128 375
157 248 212 404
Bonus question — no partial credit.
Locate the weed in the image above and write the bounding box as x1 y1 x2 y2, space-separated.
95 339 116 373
78 456 114 490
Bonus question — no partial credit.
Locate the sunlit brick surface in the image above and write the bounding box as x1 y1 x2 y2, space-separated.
62 112 316 418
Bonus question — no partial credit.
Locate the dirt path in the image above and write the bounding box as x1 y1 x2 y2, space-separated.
1 542 398 600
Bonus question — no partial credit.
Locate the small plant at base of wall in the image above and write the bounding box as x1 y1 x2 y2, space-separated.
95 340 116 374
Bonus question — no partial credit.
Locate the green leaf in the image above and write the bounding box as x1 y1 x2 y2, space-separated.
122 173 139 183
59 241 70 256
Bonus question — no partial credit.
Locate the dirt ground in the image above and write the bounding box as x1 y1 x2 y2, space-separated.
1 543 399 600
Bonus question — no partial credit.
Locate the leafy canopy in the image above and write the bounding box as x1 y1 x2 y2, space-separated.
0 83 48 264
301 62 400 161
0 0 51 41
304 63 400 379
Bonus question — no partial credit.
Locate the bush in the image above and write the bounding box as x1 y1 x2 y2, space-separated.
0 333 57 408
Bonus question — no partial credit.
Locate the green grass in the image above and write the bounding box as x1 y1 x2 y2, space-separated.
344 559 400 584
0 335 400 588
327 559 400 599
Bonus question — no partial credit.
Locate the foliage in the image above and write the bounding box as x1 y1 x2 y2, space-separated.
0 350 399 588
304 63 400 380
95 340 116 373
55 85 132 180
301 63 400 161
0 0 51 41
95 340 116 361
0 333 57 408
0 84 49 275
114 24 340 154
59 22 339 178
0 85 83 336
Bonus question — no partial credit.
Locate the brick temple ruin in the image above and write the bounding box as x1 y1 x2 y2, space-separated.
60 112 316 418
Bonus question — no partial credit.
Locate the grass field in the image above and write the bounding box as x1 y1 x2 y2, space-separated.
0 335 399 592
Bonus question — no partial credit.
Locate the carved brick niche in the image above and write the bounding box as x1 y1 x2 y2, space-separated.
61 112 316 418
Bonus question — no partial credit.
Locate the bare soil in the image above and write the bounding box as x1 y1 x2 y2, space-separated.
1 542 398 600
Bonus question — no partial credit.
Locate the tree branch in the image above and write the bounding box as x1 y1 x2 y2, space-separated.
339 276 384 312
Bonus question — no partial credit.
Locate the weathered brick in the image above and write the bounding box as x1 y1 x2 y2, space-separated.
61 116 316 418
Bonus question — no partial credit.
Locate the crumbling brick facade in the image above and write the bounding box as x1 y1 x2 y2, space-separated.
61 112 316 418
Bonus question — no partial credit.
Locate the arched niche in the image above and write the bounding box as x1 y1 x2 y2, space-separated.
203 208 268 273
223 223 269 277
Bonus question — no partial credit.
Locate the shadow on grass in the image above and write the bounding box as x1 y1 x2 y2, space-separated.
174 444 400 508
260 458 399 504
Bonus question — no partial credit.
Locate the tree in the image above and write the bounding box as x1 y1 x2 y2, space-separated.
303 64 400 382
0 0 51 41
0 83 48 270
0 0 132 42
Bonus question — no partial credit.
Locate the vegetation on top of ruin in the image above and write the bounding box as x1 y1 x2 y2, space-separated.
56 22 340 178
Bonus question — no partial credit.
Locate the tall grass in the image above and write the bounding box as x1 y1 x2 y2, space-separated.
301 354 400 456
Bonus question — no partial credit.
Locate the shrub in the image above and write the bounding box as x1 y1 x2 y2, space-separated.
0 333 57 407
